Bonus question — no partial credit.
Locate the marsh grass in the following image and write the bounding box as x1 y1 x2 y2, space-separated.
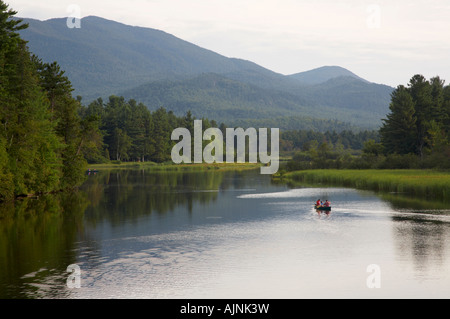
285 169 450 202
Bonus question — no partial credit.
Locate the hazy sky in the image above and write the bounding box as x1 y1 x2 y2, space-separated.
7 0 450 86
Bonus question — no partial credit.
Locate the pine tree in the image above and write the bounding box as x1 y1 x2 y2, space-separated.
443 85 450 140
380 75 450 159
0 136 13 200
128 102 151 162
34 59 88 188
0 1 91 199
102 95 125 160
380 85 417 154
151 107 171 163
407 75 434 156
1 23 63 198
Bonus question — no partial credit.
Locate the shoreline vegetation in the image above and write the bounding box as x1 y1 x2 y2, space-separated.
278 169 450 203
87 162 262 171
7 163 261 202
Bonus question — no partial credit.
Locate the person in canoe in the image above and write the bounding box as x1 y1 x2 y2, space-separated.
324 200 330 207
316 199 321 207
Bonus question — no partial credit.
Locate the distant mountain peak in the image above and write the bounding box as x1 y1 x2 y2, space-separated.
288 66 368 85
17 15 392 130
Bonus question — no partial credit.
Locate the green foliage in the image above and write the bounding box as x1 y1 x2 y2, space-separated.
0 1 87 200
380 85 417 154
362 139 384 156
121 73 391 130
285 169 450 202
281 129 379 152
285 74 450 171
0 137 14 200
80 96 225 164
33 56 89 190
380 75 450 157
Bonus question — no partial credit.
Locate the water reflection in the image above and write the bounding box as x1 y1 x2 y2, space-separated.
0 169 258 298
381 191 450 276
83 169 224 217
391 211 450 279
0 191 89 298
0 168 449 299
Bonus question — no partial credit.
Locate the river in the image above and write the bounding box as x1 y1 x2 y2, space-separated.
1 168 449 299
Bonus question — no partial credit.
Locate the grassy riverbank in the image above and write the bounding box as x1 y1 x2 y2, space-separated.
88 162 262 172
282 169 450 202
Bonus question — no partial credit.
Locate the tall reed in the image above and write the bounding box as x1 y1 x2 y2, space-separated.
285 169 450 202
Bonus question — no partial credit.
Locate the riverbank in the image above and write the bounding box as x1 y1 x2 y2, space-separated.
88 162 262 172
281 169 450 202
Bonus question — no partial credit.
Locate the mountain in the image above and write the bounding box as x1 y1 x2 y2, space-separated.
121 72 315 121
120 72 391 129
299 76 393 113
17 15 394 130
288 66 367 84
17 16 288 101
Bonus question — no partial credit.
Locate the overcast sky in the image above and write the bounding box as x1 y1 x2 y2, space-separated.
7 0 450 87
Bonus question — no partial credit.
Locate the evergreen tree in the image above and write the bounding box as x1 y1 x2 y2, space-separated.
0 2 91 199
380 74 449 159
380 85 417 154
0 3 63 199
34 58 88 188
79 113 105 163
408 75 434 156
102 96 125 160
0 136 13 200
443 85 450 139
151 107 171 163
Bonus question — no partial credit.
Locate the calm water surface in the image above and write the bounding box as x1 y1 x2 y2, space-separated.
1 168 449 299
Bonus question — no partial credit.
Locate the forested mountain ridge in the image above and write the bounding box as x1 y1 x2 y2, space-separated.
17 15 394 130
121 72 391 129
17 16 280 101
288 66 367 84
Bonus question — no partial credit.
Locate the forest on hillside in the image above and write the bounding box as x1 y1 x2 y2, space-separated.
79 96 222 164
285 75 450 171
120 72 391 130
79 94 380 165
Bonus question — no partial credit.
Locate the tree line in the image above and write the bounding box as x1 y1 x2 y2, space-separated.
279 129 379 153
79 96 222 164
1 3 94 201
82 95 379 168
285 74 450 171
380 75 450 158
